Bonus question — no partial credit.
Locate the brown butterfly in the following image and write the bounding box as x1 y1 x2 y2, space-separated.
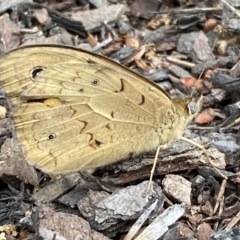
0 45 224 181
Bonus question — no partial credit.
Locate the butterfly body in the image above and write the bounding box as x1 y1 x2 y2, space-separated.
0 45 201 174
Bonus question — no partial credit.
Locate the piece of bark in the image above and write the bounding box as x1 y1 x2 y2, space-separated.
32 7 51 25
130 0 161 19
177 31 215 64
201 201 214 217
0 13 21 54
34 172 82 203
210 226 240 240
23 3 88 38
78 181 164 236
162 223 195 240
101 136 226 185
142 26 177 52
166 63 193 78
124 200 158 240
221 1 240 34
78 189 110 222
45 6 88 38
70 4 126 31
185 213 203 226
0 138 38 186
135 204 186 240
21 31 73 46
162 174 192 206
209 132 240 153
32 205 110 240
176 14 205 30
57 179 104 208
0 0 32 14
230 60 240 78
89 0 109 8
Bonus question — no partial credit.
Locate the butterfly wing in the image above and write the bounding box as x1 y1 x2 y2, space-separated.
0 45 103 106
0 46 176 173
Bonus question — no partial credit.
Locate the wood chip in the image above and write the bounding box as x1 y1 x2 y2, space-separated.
70 4 126 31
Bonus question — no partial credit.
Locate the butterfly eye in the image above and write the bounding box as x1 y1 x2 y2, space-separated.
91 79 99 85
48 133 56 140
188 102 198 115
30 66 45 80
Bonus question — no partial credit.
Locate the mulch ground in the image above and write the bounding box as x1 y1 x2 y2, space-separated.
0 0 240 239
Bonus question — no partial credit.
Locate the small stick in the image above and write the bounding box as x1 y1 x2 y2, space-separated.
157 7 222 15
214 179 227 214
220 117 240 133
221 0 240 18
166 57 195 68
214 195 224 231
188 126 213 131
226 210 240 230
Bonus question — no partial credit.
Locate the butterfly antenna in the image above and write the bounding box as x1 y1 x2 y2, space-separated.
180 137 227 179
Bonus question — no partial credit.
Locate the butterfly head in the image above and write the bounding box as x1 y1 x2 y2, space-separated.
172 95 202 122
187 95 202 116
160 95 202 145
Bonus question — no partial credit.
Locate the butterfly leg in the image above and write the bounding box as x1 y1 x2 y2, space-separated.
145 145 161 195
180 137 227 179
